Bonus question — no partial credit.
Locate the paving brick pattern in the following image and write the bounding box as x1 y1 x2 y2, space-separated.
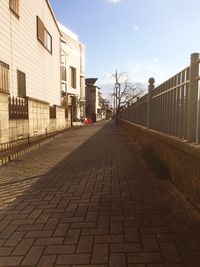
0 121 200 266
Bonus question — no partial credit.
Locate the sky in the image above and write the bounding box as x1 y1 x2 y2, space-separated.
49 0 200 97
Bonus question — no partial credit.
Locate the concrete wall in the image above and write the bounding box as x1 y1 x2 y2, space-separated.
119 119 200 206
9 98 50 142
0 91 70 145
55 106 66 130
28 98 49 138
9 119 29 141
49 119 57 133
0 91 9 143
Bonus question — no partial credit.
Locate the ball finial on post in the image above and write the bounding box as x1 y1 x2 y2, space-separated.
148 77 155 85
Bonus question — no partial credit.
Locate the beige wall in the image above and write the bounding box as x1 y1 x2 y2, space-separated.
0 0 61 105
0 91 70 145
55 106 66 130
9 98 50 141
28 98 50 138
9 119 29 141
0 91 9 143
119 119 200 207
49 106 68 133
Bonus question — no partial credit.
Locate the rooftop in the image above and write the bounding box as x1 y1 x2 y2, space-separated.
57 22 78 41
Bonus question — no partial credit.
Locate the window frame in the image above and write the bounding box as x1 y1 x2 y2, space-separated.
44 29 52 53
17 70 26 97
61 66 67 82
0 61 9 92
9 0 19 18
37 16 45 44
36 16 52 54
70 66 76 89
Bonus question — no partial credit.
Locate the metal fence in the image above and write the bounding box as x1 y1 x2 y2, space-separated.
50 105 56 119
120 53 200 143
9 96 28 119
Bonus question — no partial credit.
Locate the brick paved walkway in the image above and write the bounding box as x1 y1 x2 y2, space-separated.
0 121 200 267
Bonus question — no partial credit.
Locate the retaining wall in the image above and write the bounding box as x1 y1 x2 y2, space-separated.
119 119 200 207
0 91 70 145
0 91 9 143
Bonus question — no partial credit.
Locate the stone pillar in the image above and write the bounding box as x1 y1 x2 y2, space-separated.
187 53 199 142
136 96 140 124
0 91 9 144
147 77 155 128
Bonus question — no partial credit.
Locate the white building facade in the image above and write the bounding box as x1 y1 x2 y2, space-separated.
0 0 61 105
58 22 86 124
0 0 70 145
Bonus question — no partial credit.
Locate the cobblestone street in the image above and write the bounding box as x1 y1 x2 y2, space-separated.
0 121 199 266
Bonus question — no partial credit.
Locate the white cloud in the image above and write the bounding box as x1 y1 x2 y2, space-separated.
133 25 139 31
124 58 166 84
108 0 121 4
96 58 168 98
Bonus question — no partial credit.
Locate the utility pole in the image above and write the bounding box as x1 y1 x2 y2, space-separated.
115 70 118 114
113 88 116 115
114 70 120 124
114 70 118 115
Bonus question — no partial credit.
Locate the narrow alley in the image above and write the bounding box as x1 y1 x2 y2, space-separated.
0 121 199 267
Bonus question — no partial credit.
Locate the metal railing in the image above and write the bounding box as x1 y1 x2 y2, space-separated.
120 53 200 143
9 96 28 119
50 105 56 119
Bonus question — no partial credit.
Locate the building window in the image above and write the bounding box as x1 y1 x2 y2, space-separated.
0 61 9 92
70 67 76 88
37 16 45 44
9 0 19 17
61 66 67 82
61 49 67 83
45 30 52 52
37 16 52 53
61 48 66 65
17 70 26 97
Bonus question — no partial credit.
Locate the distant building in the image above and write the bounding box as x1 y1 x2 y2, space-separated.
85 78 105 122
58 22 86 125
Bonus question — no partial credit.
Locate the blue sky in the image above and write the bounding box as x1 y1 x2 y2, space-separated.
50 0 200 96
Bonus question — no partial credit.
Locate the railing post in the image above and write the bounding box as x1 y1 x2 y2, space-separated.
187 53 199 142
147 77 155 128
136 96 140 124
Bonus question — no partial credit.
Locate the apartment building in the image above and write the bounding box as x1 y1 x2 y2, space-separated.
58 22 86 124
0 0 66 144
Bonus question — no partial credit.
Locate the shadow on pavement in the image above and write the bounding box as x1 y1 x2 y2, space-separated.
0 120 199 266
